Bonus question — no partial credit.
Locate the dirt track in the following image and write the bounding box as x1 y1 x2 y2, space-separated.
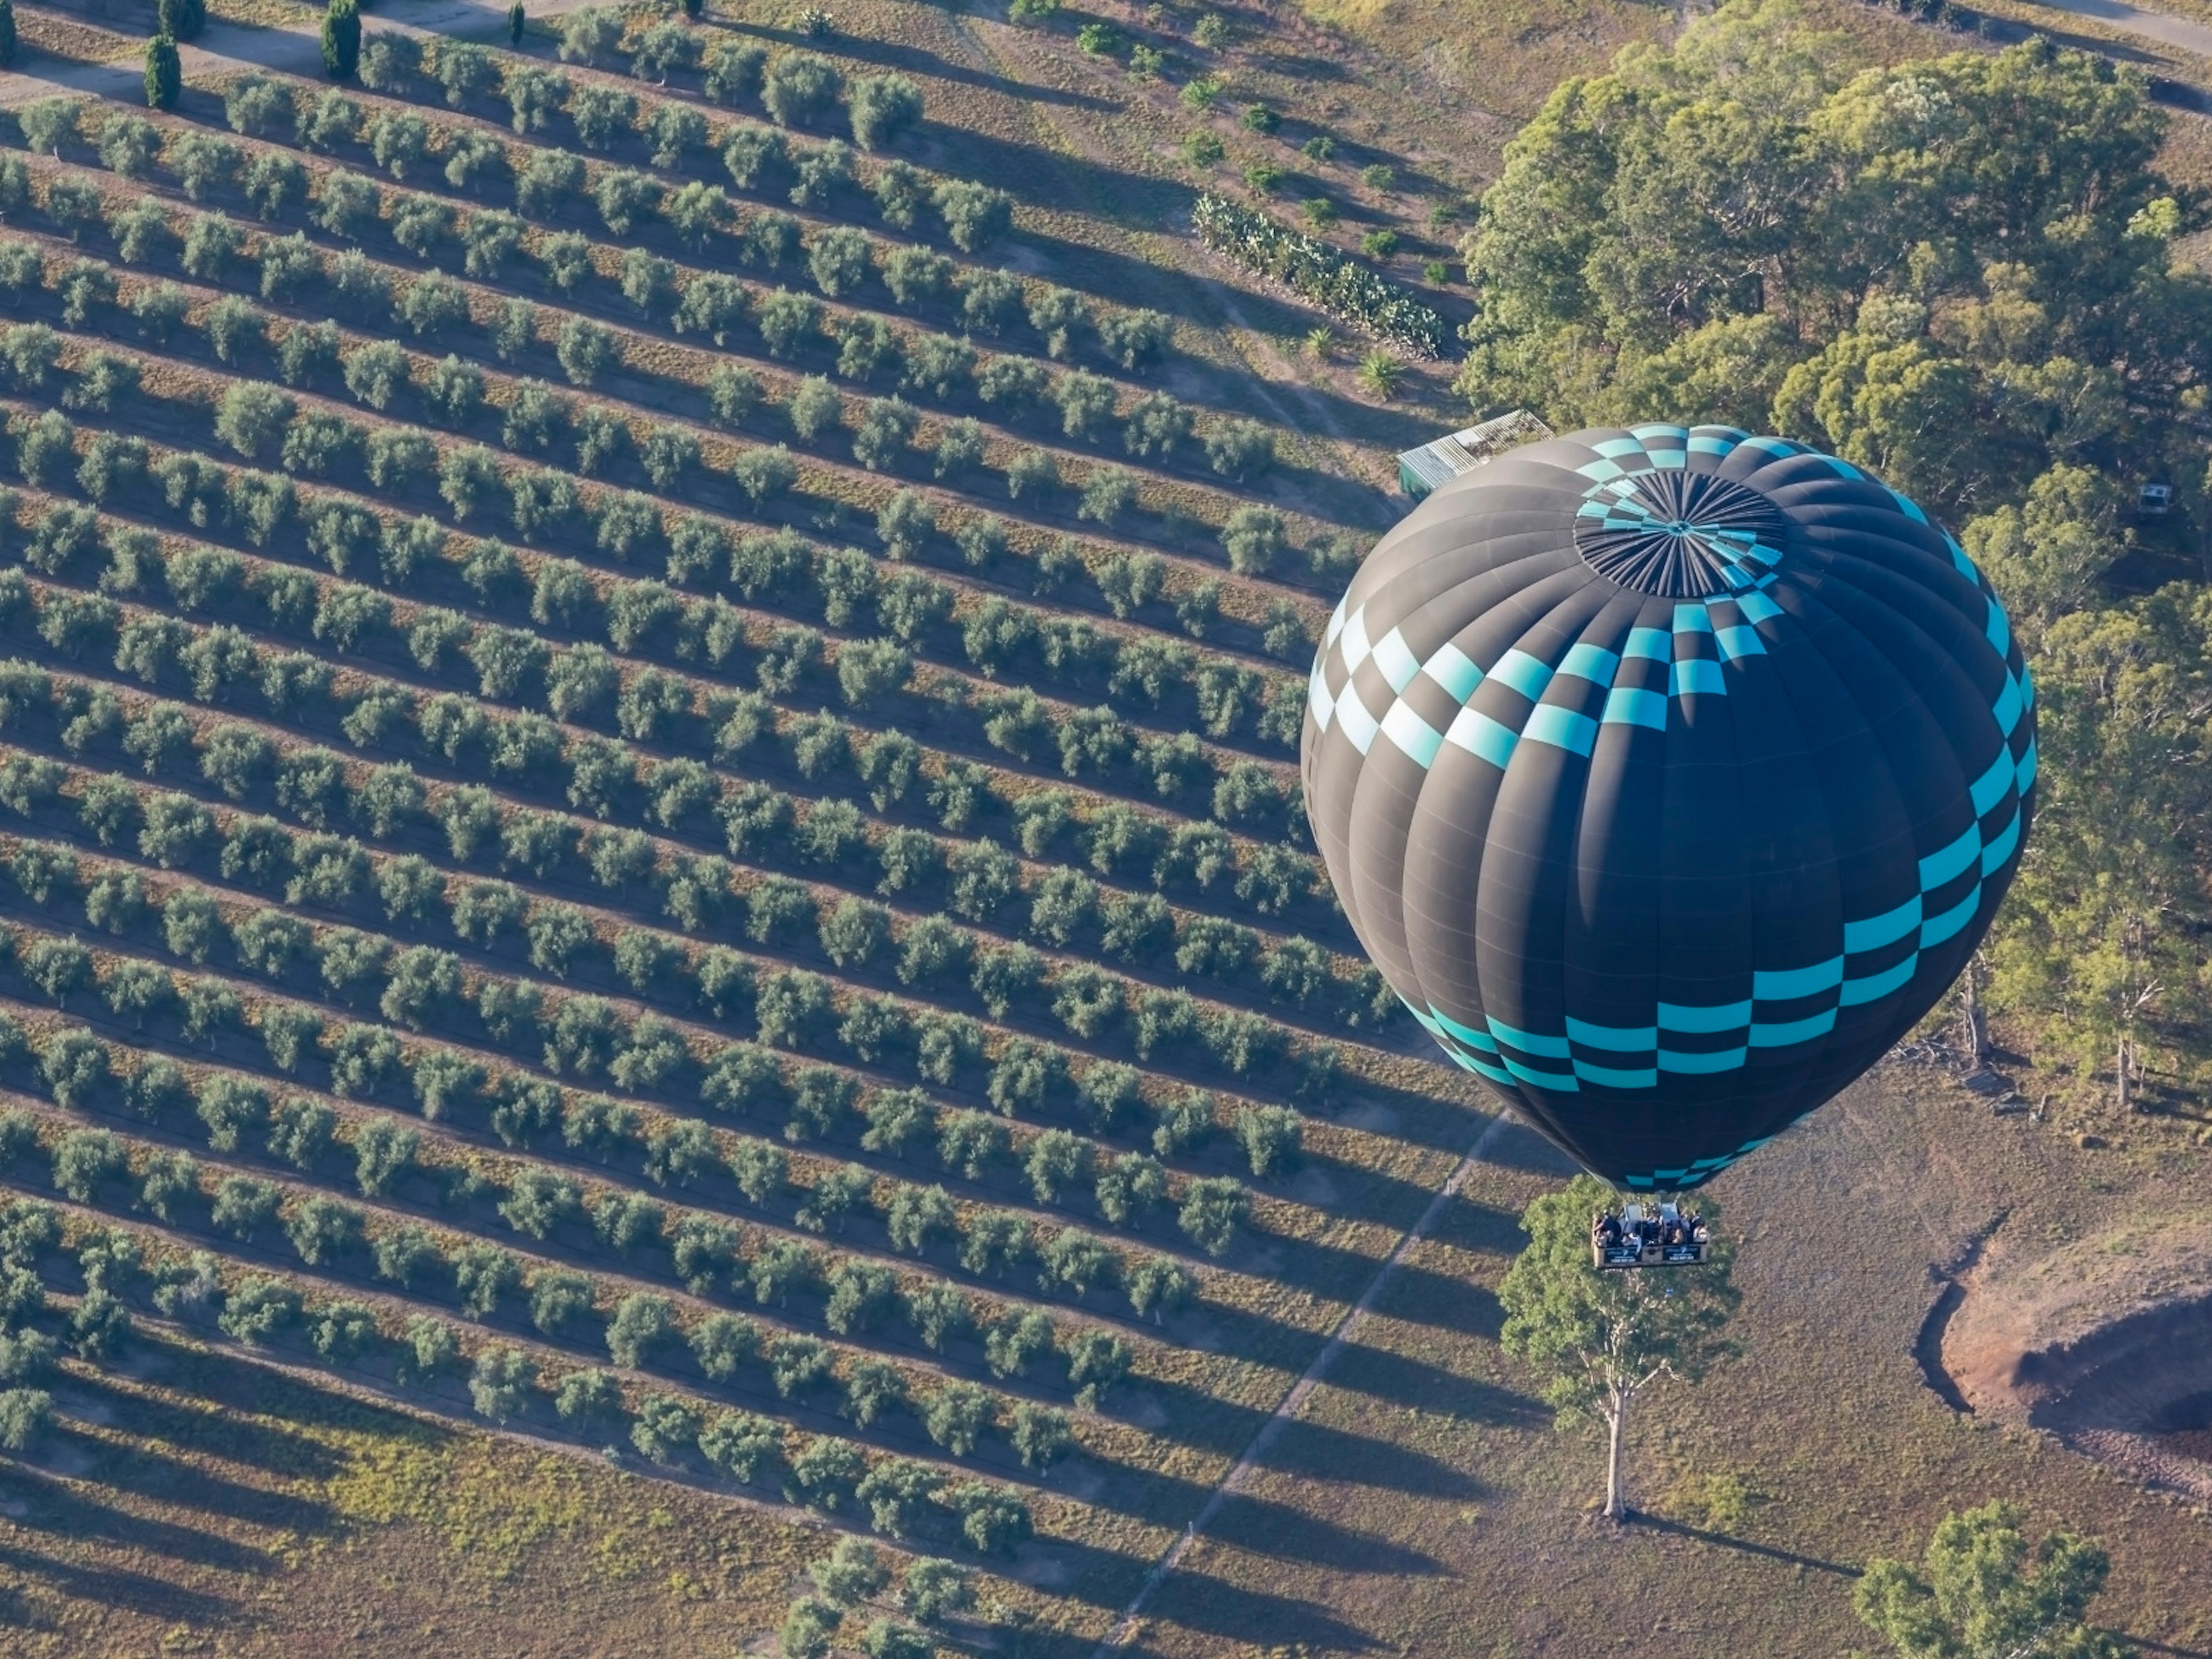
2022 0 2212 59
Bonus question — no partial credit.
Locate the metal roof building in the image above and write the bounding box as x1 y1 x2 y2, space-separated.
1396 409 1554 498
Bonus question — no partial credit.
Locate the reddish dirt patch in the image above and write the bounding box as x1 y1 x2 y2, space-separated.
1936 1222 2212 1499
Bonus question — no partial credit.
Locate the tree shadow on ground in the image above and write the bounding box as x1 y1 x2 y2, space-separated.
1426 1196 1532 1259
52 1403 334 1537
56 1366 346 1482
1236 1226 1431 1310
1328 1078 1517 1159
1322 1336 1547 1425
1137 1564 1382 1650
0 1453 276 1576
1237 44 1358 86
0 1536 237 1624
1244 1413 1486 1501
122 1330 446 1451
1367 1260 1505 1339
708 18 1123 113
1469 1116 1581 1177
923 127 1200 238
2120 1636 2212 1659
1628 1512 1861 1577
1203 1484 1445 1574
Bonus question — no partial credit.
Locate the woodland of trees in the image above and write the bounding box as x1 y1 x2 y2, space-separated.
1457 2 2212 1107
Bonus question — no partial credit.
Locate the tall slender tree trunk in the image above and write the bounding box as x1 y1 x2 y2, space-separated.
1960 957 1987 1069
1604 1386 1628 1520
2116 1032 2134 1113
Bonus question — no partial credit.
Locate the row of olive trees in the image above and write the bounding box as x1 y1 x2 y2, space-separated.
2 800 1286 1215
2 146 1213 464
11 73 1190 388
0 525 1340 945
0 737 1308 1160
7 982 1176 1330
0 692 1336 1065
8 532 1324 913
403 13 920 147
0 1181 139 1461
74 821 1292 1139
13 756 1346 1101
4 345 1309 760
0 1181 1040 1553
2 136 1320 573
1 793 1314 1194
0 528 1335 942
53 237 1201 491
0 444 1326 888
7 950 1221 1338
4 349 1308 731
2 1031 1150 1426
0 671 1344 1093
0 213 1316 613
0 236 1297 587
1 437 1312 812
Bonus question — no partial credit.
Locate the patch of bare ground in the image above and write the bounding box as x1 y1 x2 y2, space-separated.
1938 1217 2212 1501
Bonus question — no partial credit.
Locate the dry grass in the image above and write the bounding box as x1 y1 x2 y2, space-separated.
1 1327 820 1655
1124 1045 2212 1658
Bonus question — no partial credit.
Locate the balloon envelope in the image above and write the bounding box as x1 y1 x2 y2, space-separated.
1304 426 2034 1190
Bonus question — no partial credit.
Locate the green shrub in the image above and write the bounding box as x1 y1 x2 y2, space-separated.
1192 192 1448 355
764 51 840 126
933 180 1012 253
219 1276 302 1346
0 1387 53 1451
850 73 923 149
468 1345 533 1421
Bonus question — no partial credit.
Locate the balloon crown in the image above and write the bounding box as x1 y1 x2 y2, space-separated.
1573 468 1788 597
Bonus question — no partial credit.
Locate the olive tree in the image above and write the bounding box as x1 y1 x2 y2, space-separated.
763 51 839 126
849 72 922 149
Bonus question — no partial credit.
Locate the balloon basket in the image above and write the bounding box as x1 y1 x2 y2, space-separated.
1592 1202 1711 1270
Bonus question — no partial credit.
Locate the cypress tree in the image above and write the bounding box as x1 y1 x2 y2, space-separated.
156 0 203 41
507 0 524 43
0 0 18 71
144 33 181 109
320 0 359 78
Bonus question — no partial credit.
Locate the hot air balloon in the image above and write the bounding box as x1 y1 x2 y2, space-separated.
1304 425 2034 1195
